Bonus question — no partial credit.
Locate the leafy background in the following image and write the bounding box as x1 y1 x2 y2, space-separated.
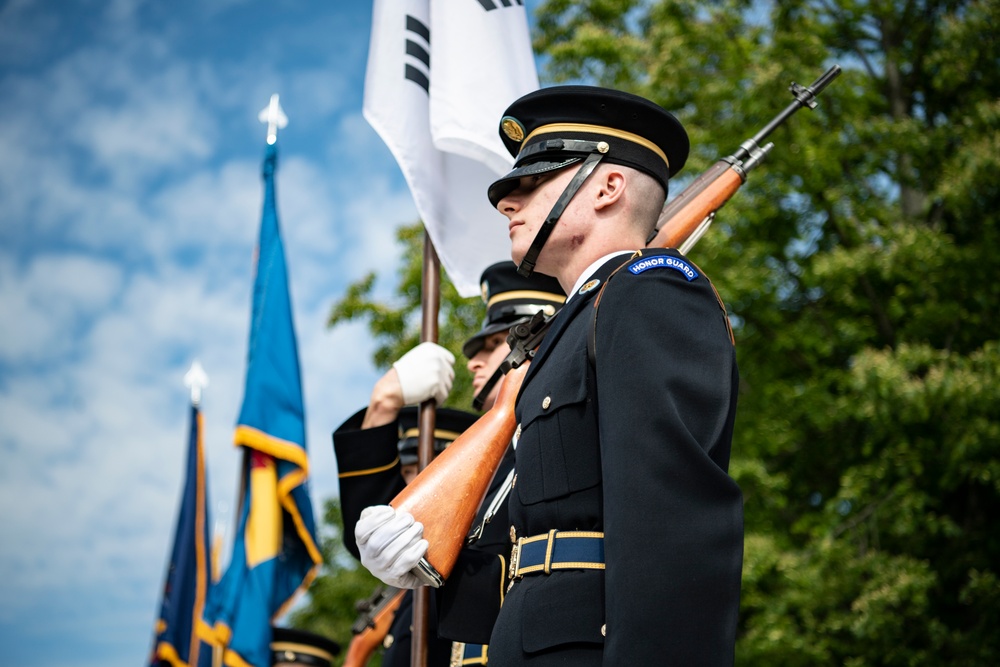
302 2 1000 665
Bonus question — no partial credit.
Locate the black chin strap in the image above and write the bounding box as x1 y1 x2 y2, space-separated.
470 310 557 411
516 151 606 277
472 367 503 411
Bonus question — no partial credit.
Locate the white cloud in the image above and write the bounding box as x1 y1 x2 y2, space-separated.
0 252 124 363
322 110 419 280
0 223 384 631
145 158 261 266
77 85 215 169
0 1 434 664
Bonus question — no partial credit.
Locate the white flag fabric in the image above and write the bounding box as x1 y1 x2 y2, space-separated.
363 0 539 297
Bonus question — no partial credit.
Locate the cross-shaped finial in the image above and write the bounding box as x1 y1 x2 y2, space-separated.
184 360 209 407
258 94 288 145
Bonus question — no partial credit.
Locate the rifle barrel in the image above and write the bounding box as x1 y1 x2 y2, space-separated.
746 64 842 153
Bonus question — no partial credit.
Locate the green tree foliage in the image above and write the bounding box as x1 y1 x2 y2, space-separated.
298 2 998 664
326 223 487 410
533 0 999 664
286 498 385 667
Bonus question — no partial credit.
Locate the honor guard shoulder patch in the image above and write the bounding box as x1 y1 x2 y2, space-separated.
627 255 699 281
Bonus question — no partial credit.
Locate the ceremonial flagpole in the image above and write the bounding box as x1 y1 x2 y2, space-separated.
412 233 441 667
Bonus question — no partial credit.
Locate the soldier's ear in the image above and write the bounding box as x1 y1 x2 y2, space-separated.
594 168 626 211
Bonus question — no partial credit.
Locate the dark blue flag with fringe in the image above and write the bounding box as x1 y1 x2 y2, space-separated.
151 403 214 667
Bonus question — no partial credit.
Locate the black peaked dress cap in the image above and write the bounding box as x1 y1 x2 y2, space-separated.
462 261 565 359
397 406 480 466
270 627 340 666
488 85 689 207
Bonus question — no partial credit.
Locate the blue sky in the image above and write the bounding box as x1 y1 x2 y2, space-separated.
0 1 541 664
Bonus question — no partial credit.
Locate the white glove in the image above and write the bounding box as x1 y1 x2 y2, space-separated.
355 505 428 589
392 342 455 406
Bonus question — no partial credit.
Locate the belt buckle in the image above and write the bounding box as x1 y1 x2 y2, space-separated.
507 538 524 591
509 540 521 580
450 642 464 667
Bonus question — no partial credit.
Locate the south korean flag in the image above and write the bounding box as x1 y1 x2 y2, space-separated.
363 0 539 297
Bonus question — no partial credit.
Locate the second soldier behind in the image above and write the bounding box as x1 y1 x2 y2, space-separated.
270 627 340 667
335 261 565 666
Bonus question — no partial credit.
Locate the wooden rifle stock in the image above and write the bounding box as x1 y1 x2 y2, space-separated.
391 64 841 587
343 587 406 667
647 162 744 250
390 363 528 583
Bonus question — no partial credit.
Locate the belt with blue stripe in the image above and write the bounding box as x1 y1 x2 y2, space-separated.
450 642 488 666
508 530 605 582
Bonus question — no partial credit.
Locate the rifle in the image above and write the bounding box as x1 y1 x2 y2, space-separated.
342 585 406 667
648 65 842 250
391 65 842 588
391 362 530 587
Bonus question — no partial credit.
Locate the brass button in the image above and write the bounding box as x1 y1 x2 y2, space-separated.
601 624 607 637
542 396 551 409
510 526 517 543
383 634 394 649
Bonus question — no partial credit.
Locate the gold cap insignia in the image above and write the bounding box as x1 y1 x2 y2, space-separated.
501 116 526 143
480 280 490 304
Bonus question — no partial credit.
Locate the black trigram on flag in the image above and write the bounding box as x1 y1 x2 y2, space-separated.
476 0 525 9
404 15 430 93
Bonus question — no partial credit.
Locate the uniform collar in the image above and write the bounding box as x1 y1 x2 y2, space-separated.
566 250 635 302
521 252 635 392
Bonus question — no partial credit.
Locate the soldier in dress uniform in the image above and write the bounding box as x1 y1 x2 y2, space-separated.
485 86 744 665
270 626 340 667
338 406 477 667
356 88 745 665
336 262 565 666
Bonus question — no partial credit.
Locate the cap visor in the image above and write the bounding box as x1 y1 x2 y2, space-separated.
462 321 517 359
488 157 583 207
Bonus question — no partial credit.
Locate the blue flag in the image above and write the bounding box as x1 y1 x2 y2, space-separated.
151 403 214 667
200 143 321 667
